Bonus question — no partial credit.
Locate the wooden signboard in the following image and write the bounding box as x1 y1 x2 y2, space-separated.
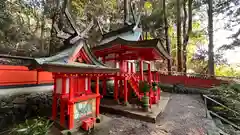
74 98 96 121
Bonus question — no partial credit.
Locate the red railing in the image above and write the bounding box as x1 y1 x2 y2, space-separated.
158 74 226 88
0 65 233 88
0 65 53 86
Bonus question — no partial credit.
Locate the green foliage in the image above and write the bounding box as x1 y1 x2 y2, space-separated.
152 82 157 91
152 82 157 87
144 1 152 10
209 83 240 101
139 81 150 94
10 117 53 135
185 20 208 73
70 0 121 47
141 0 164 38
0 0 54 57
158 83 173 91
208 83 240 125
158 83 208 94
215 65 240 77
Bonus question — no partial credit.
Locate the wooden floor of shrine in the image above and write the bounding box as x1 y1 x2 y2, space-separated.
100 92 170 123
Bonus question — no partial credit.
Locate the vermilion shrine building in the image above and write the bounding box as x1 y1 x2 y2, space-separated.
30 41 119 129
27 5 170 130
92 23 171 106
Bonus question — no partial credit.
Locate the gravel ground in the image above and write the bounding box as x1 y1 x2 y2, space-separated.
95 94 209 135
1 92 211 135
156 94 208 135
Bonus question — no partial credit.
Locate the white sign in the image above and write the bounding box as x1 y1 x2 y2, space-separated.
74 100 93 120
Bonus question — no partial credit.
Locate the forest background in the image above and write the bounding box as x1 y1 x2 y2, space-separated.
0 0 239 77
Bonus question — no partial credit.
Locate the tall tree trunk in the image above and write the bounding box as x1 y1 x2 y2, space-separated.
40 15 46 54
59 0 68 30
163 0 171 75
176 0 182 72
207 0 215 77
183 0 187 74
182 0 193 74
40 0 46 54
49 0 60 56
124 0 130 25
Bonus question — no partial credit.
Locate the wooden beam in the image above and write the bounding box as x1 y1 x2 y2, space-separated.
64 7 80 35
0 54 34 60
105 53 138 61
143 60 150 64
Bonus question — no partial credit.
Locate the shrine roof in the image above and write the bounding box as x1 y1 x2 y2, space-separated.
34 45 77 65
38 62 118 73
102 24 136 39
92 38 171 60
99 27 142 45
29 41 119 73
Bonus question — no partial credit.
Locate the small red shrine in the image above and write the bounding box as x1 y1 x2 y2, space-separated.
28 6 120 130
30 41 118 130
92 22 171 107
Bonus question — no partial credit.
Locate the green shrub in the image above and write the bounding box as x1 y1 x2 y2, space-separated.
139 81 150 95
10 117 53 135
208 83 240 126
158 83 208 94
158 83 173 92
152 82 158 91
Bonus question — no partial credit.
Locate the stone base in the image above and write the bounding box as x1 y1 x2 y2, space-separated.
123 101 130 107
100 92 170 123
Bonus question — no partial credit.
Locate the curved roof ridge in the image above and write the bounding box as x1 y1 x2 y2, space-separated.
92 37 171 60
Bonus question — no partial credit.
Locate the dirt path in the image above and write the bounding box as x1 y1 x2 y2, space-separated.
156 94 208 135
92 94 214 135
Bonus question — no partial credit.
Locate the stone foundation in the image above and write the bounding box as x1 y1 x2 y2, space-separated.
0 92 52 131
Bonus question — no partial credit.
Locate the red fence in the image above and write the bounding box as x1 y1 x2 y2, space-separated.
0 65 53 86
158 74 226 88
0 65 229 88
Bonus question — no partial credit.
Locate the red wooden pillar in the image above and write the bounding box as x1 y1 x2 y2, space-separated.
148 63 152 83
114 54 119 102
158 72 161 100
126 61 129 73
114 77 118 101
60 77 66 126
154 72 157 82
68 102 74 129
88 77 91 91
131 62 134 73
148 63 152 108
102 56 107 96
114 54 117 68
51 74 57 120
124 78 128 105
120 60 123 72
119 53 123 73
69 77 74 100
156 72 159 100
68 77 74 129
95 77 100 118
140 60 143 81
